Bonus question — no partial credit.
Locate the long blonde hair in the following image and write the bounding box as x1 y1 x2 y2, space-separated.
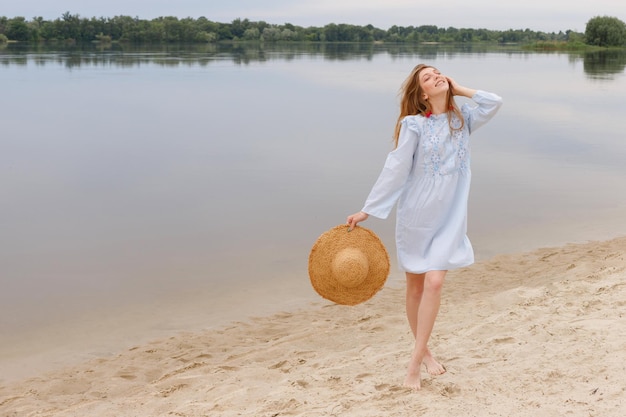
393 64 464 148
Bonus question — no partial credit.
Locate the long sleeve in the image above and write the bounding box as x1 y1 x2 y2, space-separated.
466 90 503 133
361 119 419 219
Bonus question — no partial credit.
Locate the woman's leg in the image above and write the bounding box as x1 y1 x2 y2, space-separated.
404 270 447 390
405 272 425 336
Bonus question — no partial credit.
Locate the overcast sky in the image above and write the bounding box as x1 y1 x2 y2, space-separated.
4 0 626 33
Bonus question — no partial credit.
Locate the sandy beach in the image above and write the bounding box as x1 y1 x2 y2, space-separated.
1 235 625 417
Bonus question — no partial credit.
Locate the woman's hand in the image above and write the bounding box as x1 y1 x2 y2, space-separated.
446 76 459 95
446 77 476 98
347 211 369 231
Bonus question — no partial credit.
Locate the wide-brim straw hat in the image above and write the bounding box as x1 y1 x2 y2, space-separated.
308 224 390 306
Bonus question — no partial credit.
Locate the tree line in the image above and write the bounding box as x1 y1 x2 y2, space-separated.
0 13 624 47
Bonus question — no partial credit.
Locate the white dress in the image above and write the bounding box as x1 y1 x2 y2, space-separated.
362 90 503 273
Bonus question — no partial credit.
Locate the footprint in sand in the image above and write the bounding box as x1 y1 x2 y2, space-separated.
217 365 239 372
158 384 187 397
492 336 516 344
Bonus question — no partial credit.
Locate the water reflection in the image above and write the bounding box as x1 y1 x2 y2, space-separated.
2 42 625 78
0 42 481 67
581 50 626 79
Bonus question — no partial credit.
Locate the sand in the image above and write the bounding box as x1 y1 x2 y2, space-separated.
1 236 625 417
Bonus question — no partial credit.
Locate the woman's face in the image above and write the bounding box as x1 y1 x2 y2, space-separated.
419 67 449 99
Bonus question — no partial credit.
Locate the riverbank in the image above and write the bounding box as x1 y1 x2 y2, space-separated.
1 236 625 416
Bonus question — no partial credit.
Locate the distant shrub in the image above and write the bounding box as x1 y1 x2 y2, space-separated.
524 40 596 51
95 33 112 43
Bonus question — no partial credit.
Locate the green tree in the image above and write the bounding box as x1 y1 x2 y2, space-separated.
161 16 182 42
59 11 80 40
26 16 44 41
6 17 30 41
280 28 295 41
39 19 58 40
179 17 199 42
145 20 165 41
215 22 233 40
585 16 626 47
242 27 260 40
0 16 8 34
323 23 339 41
230 18 250 38
261 27 282 42
111 15 139 41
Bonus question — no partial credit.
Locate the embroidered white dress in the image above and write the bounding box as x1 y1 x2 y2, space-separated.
362 90 503 273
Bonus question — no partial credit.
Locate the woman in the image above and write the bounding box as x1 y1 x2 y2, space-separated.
347 64 502 390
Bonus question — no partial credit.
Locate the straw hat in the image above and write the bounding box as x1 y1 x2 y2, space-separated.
308 224 390 306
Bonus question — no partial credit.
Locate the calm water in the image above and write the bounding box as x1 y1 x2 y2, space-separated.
1 43 626 379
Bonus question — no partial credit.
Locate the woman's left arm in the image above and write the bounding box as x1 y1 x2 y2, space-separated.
448 77 503 132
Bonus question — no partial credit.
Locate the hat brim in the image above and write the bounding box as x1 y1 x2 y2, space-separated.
308 224 390 306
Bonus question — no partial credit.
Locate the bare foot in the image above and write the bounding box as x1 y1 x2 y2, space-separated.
423 350 446 376
403 352 422 390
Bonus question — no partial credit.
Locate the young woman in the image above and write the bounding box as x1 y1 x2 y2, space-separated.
347 64 502 390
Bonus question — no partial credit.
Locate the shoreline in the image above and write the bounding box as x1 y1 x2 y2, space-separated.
1 235 625 416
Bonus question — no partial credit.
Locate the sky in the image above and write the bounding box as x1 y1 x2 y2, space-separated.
3 0 626 33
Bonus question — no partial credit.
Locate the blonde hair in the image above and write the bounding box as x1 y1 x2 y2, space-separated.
393 64 464 148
